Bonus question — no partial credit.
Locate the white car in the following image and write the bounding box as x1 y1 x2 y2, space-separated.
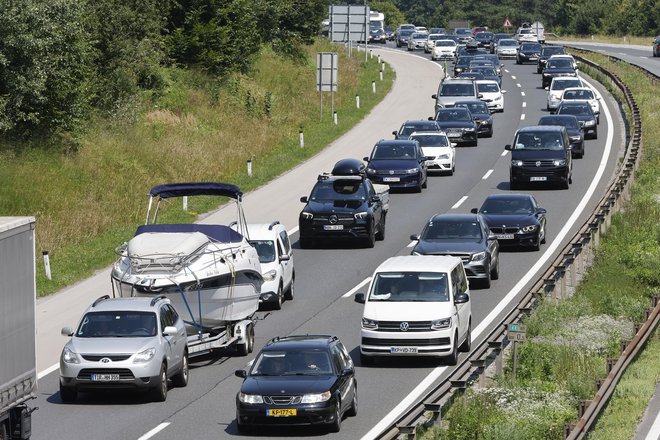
355 256 472 365
408 131 456 175
415 26 428 33
496 39 519 59
236 221 295 310
431 39 458 60
560 87 601 123
516 28 538 43
425 33 446 53
546 77 585 111
476 80 506 112
548 54 579 70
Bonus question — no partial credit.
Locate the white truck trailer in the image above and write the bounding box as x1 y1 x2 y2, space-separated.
0 217 37 440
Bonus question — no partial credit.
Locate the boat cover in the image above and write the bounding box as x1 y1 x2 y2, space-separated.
149 182 242 199
135 224 244 243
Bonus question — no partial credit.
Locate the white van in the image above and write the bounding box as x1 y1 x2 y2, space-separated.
355 256 471 365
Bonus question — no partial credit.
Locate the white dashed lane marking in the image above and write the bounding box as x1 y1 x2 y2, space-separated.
520 114 526 120
521 91 526 96
482 169 494 180
522 102 527 108
451 196 468 209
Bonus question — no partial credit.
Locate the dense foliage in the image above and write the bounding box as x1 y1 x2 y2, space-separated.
0 0 329 140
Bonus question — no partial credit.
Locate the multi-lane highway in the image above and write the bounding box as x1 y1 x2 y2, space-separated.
32 40 628 440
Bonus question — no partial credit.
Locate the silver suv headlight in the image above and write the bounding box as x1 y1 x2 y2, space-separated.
471 251 487 262
431 318 451 330
133 347 156 363
585 120 596 126
238 392 264 404
62 346 81 364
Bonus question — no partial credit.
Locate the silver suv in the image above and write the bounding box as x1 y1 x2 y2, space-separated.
432 78 479 113
59 295 189 402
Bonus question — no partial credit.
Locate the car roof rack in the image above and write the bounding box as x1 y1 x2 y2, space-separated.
150 295 168 307
91 295 111 308
268 220 280 230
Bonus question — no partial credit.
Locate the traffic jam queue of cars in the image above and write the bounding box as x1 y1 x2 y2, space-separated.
55 24 604 434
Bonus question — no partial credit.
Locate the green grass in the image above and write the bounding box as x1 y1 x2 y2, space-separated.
0 40 394 296
419 45 660 440
546 34 654 46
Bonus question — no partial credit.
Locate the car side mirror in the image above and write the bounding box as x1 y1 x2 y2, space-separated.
505 144 512 151
392 131 398 136
428 116 434 121
363 156 370 162
163 326 177 336
501 90 507 94
454 292 470 304
451 143 457 148
279 254 291 262
537 208 547 214
488 233 498 241
431 94 438 99
300 196 308 203
369 195 380 203
470 208 478 214
478 94 483 98
61 326 74 337
354 293 366 304
410 234 420 241
235 369 248 379
341 367 354 377
544 86 549 90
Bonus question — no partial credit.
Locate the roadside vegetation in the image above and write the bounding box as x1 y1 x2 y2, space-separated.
418 50 660 440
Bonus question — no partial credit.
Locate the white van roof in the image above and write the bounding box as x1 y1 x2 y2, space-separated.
374 255 462 273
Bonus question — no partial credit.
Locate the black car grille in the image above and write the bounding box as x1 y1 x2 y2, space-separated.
77 368 135 380
311 214 354 222
428 253 471 263
489 227 520 234
446 128 464 134
362 337 450 346
372 169 416 175
81 354 132 362
376 321 432 332
522 160 557 167
264 395 302 405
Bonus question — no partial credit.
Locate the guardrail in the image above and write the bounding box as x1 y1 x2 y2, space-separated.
376 47 654 440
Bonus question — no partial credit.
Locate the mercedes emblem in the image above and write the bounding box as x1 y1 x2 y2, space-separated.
329 215 338 224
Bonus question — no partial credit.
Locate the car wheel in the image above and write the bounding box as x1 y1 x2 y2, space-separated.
422 174 428 189
0 422 6 440
273 284 283 310
59 381 77 403
532 234 541 251
446 333 458 365
490 256 499 280
482 271 492 289
284 273 294 301
236 324 254 356
459 320 472 352
329 401 342 432
364 222 376 248
172 351 189 387
299 237 313 249
375 214 386 241
510 180 518 190
346 382 358 417
151 363 168 402
540 224 546 244
593 130 598 140
486 128 494 138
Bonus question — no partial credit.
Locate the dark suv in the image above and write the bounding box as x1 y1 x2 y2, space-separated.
235 335 357 433
506 126 573 189
364 139 428 191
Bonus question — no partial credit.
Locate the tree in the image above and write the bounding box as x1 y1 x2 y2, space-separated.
370 1 406 29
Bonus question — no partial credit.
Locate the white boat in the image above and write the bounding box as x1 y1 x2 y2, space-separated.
111 183 262 333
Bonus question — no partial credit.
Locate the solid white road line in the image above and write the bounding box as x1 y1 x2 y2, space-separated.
342 277 371 298
520 114 526 120
482 169 494 180
522 102 527 108
361 74 615 440
37 363 59 380
644 406 660 440
138 423 170 440
451 196 468 209
288 225 299 235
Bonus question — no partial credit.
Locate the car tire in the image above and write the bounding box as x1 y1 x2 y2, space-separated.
446 334 458 365
593 130 598 140
490 256 499 280
59 382 77 403
284 273 294 301
486 128 494 138
375 214 386 241
273 284 283 310
346 382 358 417
482 271 492 289
365 222 376 248
329 401 342 433
0 422 7 440
151 363 168 402
510 180 518 190
532 235 541 251
422 175 428 189
459 320 472 352
236 324 254 356
172 351 189 388
540 224 546 244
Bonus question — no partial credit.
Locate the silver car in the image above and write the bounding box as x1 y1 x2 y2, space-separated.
407 32 428 51
59 295 189 402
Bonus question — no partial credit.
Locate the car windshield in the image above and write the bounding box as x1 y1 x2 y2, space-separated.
542 47 565 56
373 144 417 159
456 29 471 36
499 40 517 46
401 30 414 36
477 83 500 93
521 43 542 51
564 89 594 100
368 272 450 302
436 40 456 47
558 105 592 116
410 134 449 147
436 109 472 122
539 117 579 129
480 197 534 214
76 311 157 338
551 79 581 90
251 350 334 376
475 32 493 40
412 33 426 39
422 219 483 240
514 132 564 150
250 240 276 263
547 59 573 68
439 83 474 96
456 102 488 114
310 180 365 201
472 68 496 76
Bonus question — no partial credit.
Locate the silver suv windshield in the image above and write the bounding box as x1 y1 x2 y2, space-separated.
368 272 449 302
77 311 157 338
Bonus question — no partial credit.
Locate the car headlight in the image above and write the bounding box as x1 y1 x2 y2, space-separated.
511 160 523 167
354 211 369 220
438 154 450 160
62 346 81 364
366 167 376 174
471 251 486 262
262 269 277 281
585 120 596 126
406 168 419 174
238 392 264 404
362 318 378 329
553 159 566 166
301 212 313 220
133 347 156 363
570 136 582 141
301 391 332 404
431 318 451 330
464 127 475 132
520 225 538 233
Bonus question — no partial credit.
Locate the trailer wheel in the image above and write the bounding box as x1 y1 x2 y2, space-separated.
236 324 254 356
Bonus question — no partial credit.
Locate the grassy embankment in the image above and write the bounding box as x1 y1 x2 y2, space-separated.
0 39 394 297
547 34 654 46
418 51 660 440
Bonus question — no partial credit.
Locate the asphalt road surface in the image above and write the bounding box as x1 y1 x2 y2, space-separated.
32 41 628 440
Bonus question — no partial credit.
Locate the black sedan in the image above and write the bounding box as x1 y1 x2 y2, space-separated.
454 100 493 137
537 46 566 73
471 194 547 251
556 100 598 139
433 107 478 146
369 28 387 44
235 335 357 433
517 42 542 64
393 120 441 139
364 139 428 191
538 114 585 158
410 213 499 288
396 30 414 47
542 58 578 88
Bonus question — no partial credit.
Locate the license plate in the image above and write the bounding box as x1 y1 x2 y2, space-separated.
267 409 297 417
383 177 400 182
530 176 547 181
323 225 343 231
447 132 461 138
91 374 120 382
390 346 418 354
496 234 514 240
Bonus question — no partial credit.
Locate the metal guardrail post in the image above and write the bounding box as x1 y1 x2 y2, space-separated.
487 341 504 375
470 359 487 388
578 400 593 417
555 266 566 299
423 402 442 427
606 358 617 374
564 253 576 290
396 425 417 440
